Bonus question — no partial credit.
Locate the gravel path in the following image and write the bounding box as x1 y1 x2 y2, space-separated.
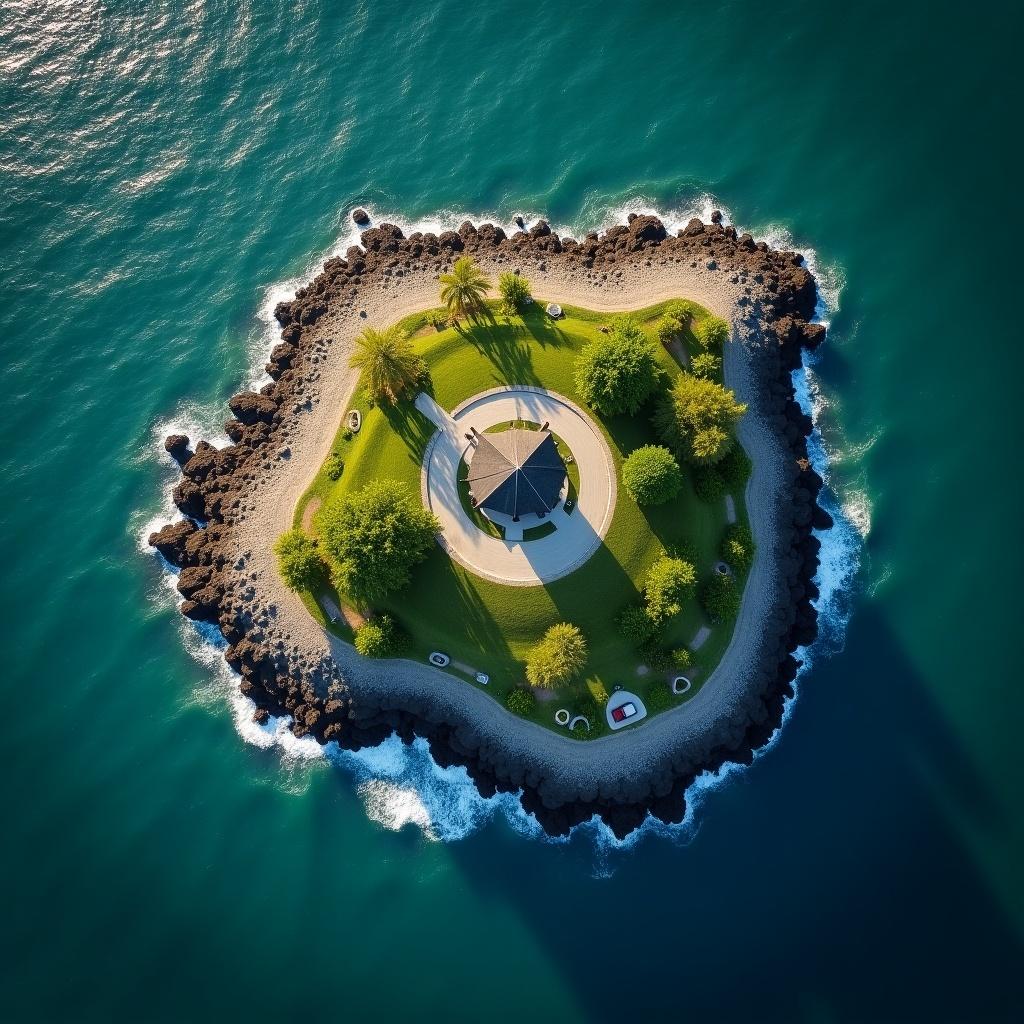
227 255 787 788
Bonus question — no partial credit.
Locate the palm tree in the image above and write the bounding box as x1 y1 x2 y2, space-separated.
439 256 490 322
349 324 424 404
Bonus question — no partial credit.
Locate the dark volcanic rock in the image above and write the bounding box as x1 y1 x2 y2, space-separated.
228 392 277 425
163 434 192 464
627 214 667 246
351 207 370 225
148 519 198 562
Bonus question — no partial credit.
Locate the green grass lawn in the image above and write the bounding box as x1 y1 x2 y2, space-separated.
294 300 751 737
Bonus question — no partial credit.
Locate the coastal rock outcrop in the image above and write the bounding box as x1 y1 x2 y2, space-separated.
163 434 192 464
150 213 832 840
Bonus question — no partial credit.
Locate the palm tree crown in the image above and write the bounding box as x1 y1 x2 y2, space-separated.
349 325 423 404
439 256 490 320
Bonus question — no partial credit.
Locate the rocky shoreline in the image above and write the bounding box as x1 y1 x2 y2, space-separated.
149 212 831 840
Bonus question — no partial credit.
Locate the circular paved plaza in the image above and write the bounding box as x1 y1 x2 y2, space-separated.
417 387 617 586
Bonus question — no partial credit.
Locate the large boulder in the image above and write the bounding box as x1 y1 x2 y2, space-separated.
360 223 403 251
163 434 192 465
627 214 667 246
437 230 464 251
148 519 198 563
228 392 277 425
351 208 370 225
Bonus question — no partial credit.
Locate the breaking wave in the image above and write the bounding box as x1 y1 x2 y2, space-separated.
141 196 865 861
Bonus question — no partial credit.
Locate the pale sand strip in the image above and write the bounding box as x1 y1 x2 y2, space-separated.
230 255 785 790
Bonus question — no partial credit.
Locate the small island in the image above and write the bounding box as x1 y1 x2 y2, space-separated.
151 212 831 838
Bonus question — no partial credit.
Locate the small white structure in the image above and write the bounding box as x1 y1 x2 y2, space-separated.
545 302 562 319
606 690 647 730
555 708 571 726
672 675 692 695
347 409 362 433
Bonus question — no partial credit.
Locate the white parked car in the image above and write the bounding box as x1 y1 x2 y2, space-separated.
429 652 450 668
475 672 490 685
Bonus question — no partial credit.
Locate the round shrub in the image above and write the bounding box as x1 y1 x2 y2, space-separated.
643 555 697 625
702 572 741 624
274 529 323 592
690 352 721 379
693 464 727 502
721 522 754 572
643 681 673 714
656 314 684 345
639 644 676 672
663 300 694 323
695 315 730 349
574 317 663 416
325 452 345 481
526 623 588 688
621 445 683 506
692 446 752 501
353 614 408 658
618 604 658 646
505 687 537 717
653 373 746 466
719 446 753 490
498 271 532 314
671 647 693 670
320 479 440 604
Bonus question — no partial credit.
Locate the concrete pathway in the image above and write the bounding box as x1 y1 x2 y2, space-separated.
419 387 617 586
414 392 456 432
690 625 711 650
724 493 737 525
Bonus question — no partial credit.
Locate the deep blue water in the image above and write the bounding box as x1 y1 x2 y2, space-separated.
2 1 1022 1020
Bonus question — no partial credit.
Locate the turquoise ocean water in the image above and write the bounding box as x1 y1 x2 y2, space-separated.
3 2 1023 1020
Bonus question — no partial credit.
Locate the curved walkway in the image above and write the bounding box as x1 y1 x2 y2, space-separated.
418 386 617 586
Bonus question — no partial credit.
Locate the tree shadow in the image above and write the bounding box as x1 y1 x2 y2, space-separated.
379 399 434 463
390 549 517 669
440 605 1023 1022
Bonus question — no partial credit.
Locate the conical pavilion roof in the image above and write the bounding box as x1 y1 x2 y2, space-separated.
466 428 566 518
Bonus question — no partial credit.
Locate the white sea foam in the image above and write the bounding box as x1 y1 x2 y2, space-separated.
142 197 865 857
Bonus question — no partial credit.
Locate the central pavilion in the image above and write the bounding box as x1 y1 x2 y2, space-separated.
466 427 566 521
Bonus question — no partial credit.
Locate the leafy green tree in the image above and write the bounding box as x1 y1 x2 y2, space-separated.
349 324 426 404
574 317 662 415
498 271 532 315
654 372 747 465
671 647 693 670
663 300 694 323
320 480 440 604
618 604 659 645
621 445 683 505
439 256 490 321
525 622 588 688
354 614 408 658
505 688 537 716
643 555 697 625
274 529 323 592
702 572 741 623
656 313 684 345
695 315 730 349
721 522 755 572
690 352 721 379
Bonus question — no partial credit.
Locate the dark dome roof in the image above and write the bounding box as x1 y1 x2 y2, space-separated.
466 428 566 518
